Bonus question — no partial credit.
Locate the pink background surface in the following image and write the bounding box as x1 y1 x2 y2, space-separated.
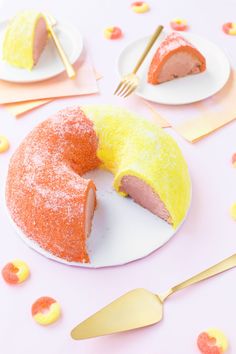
0 58 98 104
1 0 236 353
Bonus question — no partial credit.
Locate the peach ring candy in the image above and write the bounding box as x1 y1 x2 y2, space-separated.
232 153 236 167
131 2 150 13
170 18 188 31
0 135 9 153
32 296 61 325
2 259 30 285
222 22 236 35
104 26 122 40
197 328 228 354
230 202 236 221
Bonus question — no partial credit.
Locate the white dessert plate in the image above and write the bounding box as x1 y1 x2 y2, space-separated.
118 31 231 105
0 20 83 83
7 169 191 268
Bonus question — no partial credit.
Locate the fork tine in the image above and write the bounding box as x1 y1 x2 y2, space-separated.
114 80 124 95
119 81 133 97
123 83 137 98
114 25 164 98
115 81 129 97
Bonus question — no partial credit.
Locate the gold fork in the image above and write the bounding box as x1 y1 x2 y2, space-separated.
114 25 164 98
46 14 76 79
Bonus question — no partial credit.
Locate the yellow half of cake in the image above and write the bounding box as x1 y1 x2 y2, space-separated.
3 10 48 70
82 105 191 229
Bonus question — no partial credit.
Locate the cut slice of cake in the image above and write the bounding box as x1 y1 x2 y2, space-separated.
3 10 48 70
148 32 206 84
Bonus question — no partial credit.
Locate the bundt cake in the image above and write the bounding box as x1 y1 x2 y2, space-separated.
6 105 191 263
148 32 206 84
3 10 48 70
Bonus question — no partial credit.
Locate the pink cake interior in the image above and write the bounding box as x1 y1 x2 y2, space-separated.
33 17 48 65
157 52 202 83
120 175 172 223
85 188 96 238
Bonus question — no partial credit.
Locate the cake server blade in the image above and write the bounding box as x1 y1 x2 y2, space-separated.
71 254 236 340
71 288 163 339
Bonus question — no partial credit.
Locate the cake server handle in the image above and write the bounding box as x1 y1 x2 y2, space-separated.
46 14 76 79
160 253 236 301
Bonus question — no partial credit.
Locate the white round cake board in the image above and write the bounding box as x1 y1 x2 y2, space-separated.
7 170 191 268
118 31 231 105
0 20 83 83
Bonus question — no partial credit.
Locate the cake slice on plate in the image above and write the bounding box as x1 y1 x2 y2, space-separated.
147 32 206 84
3 10 48 70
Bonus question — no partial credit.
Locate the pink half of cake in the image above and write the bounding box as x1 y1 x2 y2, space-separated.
148 32 206 84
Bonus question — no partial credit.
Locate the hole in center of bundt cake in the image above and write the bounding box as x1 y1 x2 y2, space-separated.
120 175 172 224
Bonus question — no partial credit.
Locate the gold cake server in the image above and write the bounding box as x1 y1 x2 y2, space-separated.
71 253 236 339
46 14 76 79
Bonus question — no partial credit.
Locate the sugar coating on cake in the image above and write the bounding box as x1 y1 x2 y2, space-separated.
6 107 100 262
6 105 191 263
148 32 206 84
82 105 191 229
3 10 48 70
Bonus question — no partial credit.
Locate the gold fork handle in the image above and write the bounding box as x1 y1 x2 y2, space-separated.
48 24 76 79
168 254 236 298
132 25 164 74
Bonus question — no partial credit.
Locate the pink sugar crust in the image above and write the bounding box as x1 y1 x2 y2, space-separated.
5 107 100 263
120 176 172 223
